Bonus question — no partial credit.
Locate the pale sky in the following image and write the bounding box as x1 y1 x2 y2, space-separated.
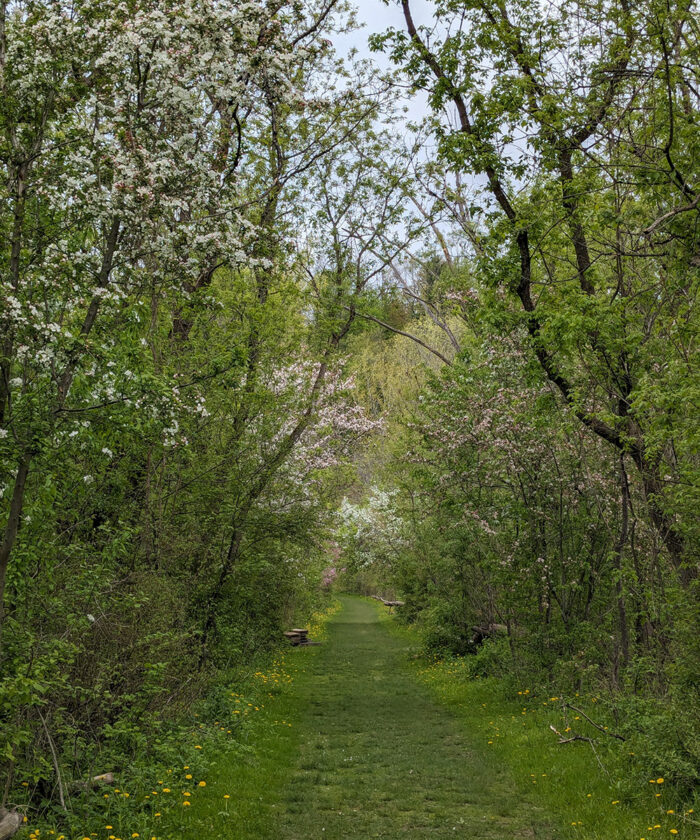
333 0 434 123
333 0 434 68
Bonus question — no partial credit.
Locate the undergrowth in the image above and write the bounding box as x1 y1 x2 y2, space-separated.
379 602 700 840
14 601 340 840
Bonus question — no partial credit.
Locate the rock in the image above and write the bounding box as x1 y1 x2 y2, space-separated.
0 809 23 840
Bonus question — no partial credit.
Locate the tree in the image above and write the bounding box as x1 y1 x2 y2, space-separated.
374 0 699 584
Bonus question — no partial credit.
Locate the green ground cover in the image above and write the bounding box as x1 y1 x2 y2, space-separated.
387 611 699 840
267 594 553 839
21 595 697 840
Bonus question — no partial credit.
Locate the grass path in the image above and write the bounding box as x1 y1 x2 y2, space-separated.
266 595 556 838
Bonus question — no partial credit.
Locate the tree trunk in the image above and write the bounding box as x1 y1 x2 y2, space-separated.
613 455 630 669
0 457 30 657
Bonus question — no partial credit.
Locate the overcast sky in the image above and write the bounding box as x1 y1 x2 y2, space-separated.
331 0 435 124
333 0 434 67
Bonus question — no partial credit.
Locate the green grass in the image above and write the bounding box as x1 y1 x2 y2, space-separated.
161 594 555 838
387 611 699 840
266 594 554 839
30 595 696 839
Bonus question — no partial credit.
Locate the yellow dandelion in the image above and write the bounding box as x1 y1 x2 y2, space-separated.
185 774 192 780
183 801 191 807
198 781 206 787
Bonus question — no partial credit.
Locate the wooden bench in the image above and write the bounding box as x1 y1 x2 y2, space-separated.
283 628 321 647
284 628 309 646
380 599 405 612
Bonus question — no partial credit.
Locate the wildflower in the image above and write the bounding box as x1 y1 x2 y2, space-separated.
657 778 664 784
198 781 206 787
185 774 192 780
162 788 170 793
194 745 202 749
183 801 191 807
154 813 161 817
223 795 230 799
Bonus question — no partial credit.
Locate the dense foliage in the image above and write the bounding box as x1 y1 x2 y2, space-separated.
0 0 402 827
1 0 698 833
340 0 699 799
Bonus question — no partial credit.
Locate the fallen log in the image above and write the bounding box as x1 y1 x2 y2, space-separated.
470 623 507 645
0 809 22 840
72 771 117 791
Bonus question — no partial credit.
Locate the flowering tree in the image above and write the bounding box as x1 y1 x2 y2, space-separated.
0 0 407 819
375 0 699 586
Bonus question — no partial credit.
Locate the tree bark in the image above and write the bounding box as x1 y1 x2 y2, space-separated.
0 457 30 657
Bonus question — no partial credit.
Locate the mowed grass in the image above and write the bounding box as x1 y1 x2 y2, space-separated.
268 595 554 839
152 595 697 840
386 612 699 840
149 604 341 840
